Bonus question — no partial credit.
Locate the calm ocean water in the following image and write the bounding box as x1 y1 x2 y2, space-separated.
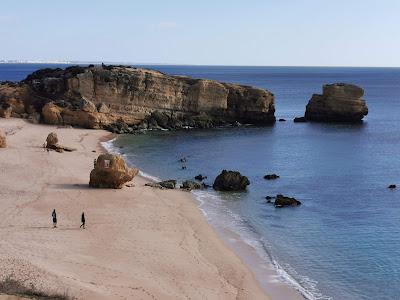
2 64 400 300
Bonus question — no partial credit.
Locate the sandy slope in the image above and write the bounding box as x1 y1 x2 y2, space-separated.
0 118 270 299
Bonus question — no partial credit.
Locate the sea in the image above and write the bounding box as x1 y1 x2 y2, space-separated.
1 63 400 300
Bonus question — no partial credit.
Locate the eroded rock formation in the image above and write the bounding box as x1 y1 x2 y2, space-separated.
89 154 139 188
0 65 276 130
304 83 368 122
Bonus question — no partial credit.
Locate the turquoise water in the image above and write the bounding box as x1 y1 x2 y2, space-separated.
2 64 400 299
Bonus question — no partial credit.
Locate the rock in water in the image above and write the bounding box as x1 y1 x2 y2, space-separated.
46 132 59 147
305 83 368 122
264 174 280 180
181 180 202 190
388 184 397 189
213 170 250 191
89 154 139 188
274 194 301 207
194 174 207 181
0 129 6 148
293 116 307 123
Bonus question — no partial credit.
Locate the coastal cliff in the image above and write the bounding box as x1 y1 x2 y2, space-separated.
0 65 276 130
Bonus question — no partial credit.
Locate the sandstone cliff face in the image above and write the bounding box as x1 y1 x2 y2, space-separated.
304 83 368 123
0 65 275 129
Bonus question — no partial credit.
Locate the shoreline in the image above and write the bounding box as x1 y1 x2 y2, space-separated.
102 133 306 300
0 118 276 299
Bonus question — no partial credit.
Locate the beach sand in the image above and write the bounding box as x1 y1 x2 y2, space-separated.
0 118 304 300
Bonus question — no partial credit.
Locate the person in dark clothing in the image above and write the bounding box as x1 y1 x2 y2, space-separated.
80 212 85 229
52 209 57 228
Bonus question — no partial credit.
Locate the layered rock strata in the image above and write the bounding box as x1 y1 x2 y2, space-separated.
0 65 276 130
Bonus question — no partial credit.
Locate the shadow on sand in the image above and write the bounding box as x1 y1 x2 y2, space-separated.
50 183 90 190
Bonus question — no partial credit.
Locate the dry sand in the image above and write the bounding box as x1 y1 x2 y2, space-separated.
0 118 273 299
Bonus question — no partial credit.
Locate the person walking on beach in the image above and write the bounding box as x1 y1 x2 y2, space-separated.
52 209 57 228
80 212 85 229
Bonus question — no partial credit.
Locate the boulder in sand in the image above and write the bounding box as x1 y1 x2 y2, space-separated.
304 83 368 122
89 153 139 188
46 132 59 147
0 129 6 148
0 104 12 118
213 170 250 191
45 132 76 152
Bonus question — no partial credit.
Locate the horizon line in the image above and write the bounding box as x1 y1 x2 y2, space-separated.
1 60 400 69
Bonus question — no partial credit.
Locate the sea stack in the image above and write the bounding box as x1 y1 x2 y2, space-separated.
304 83 368 123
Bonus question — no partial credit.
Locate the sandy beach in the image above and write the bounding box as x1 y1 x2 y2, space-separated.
0 118 276 299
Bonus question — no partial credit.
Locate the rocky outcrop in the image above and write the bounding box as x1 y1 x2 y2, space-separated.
0 129 6 148
213 170 250 191
0 65 275 131
304 83 368 122
145 179 176 189
89 154 139 188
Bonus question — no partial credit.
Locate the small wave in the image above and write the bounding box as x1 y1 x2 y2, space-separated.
100 137 118 154
138 170 162 182
191 188 330 300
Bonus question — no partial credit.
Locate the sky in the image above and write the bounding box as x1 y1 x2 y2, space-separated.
1 0 400 67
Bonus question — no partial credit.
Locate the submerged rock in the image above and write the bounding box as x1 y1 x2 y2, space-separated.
278 118 286 122
264 174 280 180
294 116 307 123
89 154 139 188
213 170 250 191
0 129 6 148
194 174 207 181
274 194 301 208
304 83 368 122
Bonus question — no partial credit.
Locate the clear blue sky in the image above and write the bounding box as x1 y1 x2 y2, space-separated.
1 0 400 66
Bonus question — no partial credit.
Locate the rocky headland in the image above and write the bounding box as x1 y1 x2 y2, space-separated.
303 83 368 123
0 65 276 132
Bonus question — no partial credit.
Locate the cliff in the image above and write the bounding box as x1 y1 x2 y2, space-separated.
0 65 276 131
